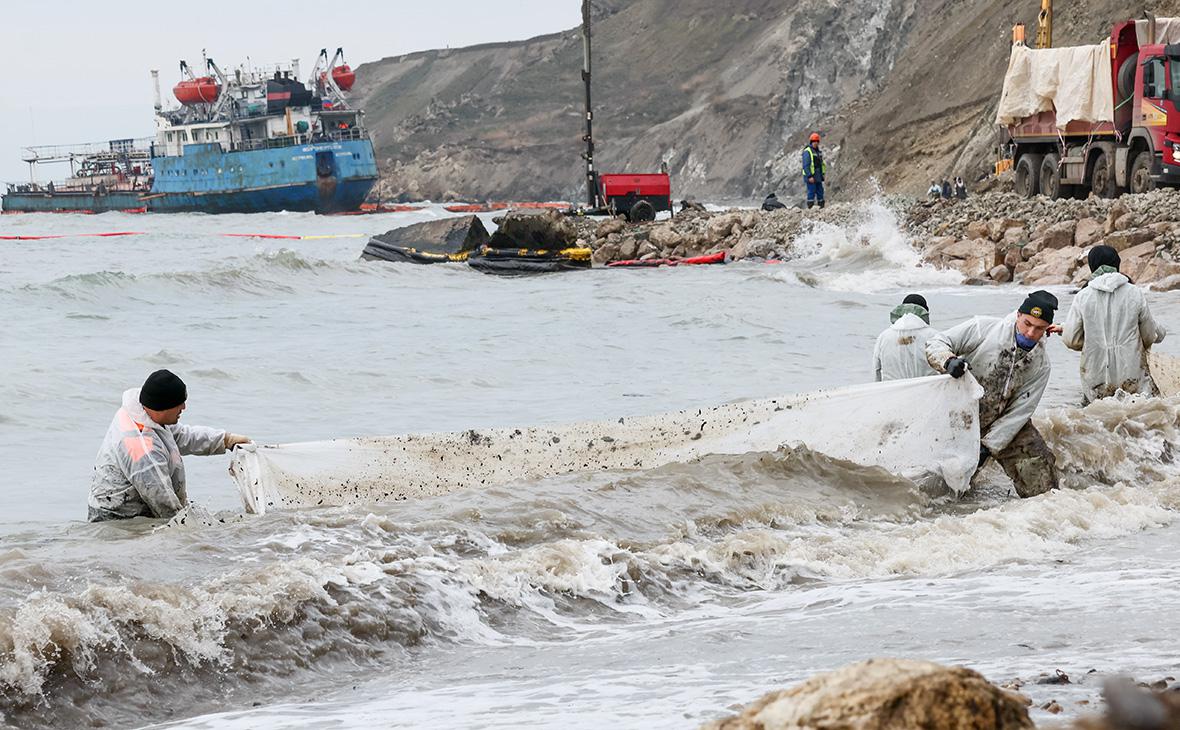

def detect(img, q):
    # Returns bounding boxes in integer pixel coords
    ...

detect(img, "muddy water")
[1,202,1178,728]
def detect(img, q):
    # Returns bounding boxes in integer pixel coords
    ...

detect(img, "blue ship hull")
[3,138,378,214]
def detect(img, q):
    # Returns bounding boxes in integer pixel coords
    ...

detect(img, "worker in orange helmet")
[801,132,827,209]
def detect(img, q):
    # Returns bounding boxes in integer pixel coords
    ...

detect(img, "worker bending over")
[925,292,1061,498]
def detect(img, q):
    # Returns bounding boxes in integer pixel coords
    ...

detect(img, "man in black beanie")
[1062,245,1166,403]
[924,292,1062,498]
[87,370,252,521]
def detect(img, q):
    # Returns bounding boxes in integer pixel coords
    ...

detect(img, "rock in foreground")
[362,215,489,263]
[703,658,1033,730]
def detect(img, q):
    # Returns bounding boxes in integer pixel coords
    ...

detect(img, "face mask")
[1015,331,1038,351]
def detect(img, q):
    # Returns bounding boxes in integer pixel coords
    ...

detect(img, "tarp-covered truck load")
[995,44,1114,129]
[998,18,1180,199]
[229,375,985,515]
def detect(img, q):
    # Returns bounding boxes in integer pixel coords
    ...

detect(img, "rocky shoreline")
[570,190,1180,289]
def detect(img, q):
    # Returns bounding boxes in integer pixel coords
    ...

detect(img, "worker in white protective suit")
[1062,245,1167,405]
[873,293,938,381]
[88,370,251,521]
[925,291,1062,498]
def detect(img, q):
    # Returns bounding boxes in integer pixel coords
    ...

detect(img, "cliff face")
[355,0,1180,203]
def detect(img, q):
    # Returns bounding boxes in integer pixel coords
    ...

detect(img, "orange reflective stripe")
[123,434,155,462]
[116,409,146,433]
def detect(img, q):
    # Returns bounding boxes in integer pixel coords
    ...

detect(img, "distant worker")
[873,294,937,381]
[955,177,968,200]
[1062,245,1167,404]
[925,291,1062,498]
[762,192,787,211]
[927,180,941,199]
[88,370,252,522]
[801,133,826,209]
[940,178,952,199]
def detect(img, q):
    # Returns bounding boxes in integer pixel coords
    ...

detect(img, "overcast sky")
[0,1,580,182]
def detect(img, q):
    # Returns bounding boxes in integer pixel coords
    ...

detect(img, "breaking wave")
[3,396,1179,727]
[766,198,963,292]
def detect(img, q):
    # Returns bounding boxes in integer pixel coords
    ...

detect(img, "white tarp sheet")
[229,375,984,514]
[995,43,1114,128]
[1136,18,1180,45]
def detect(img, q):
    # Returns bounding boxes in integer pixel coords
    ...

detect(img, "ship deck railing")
[151,127,369,158]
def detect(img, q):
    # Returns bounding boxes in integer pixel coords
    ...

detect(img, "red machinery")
[1005,18,1180,198]
[598,173,671,222]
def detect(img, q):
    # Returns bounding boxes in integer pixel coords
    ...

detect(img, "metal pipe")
[151,70,162,111]
[581,0,599,208]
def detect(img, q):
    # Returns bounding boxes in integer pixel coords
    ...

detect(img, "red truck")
[1006,20,1180,199]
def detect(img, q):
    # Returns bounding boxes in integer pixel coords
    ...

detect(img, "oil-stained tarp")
[995,43,1113,128]
[229,375,984,514]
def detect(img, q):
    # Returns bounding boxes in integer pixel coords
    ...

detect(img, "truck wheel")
[1015,154,1043,198]
[628,199,655,222]
[1039,154,1064,199]
[1129,151,1156,195]
[1090,151,1119,198]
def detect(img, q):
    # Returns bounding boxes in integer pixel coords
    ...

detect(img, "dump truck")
[999,18,1180,199]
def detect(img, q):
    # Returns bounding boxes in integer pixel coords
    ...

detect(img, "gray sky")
[0,1,580,182]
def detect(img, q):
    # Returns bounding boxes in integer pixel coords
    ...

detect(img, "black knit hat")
[902,293,929,311]
[1087,245,1121,273]
[139,369,187,411]
[1018,290,1058,324]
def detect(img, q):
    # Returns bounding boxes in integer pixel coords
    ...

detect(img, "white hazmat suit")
[873,310,938,381]
[88,388,226,521]
[1061,271,1166,404]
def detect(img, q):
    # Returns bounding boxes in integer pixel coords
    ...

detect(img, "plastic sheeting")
[1135,18,1180,45]
[995,43,1113,128]
[229,375,985,514]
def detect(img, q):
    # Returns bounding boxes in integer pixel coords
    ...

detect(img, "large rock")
[1104,228,1156,252]
[702,659,1033,730]
[1041,220,1076,250]
[966,220,991,240]
[1135,258,1180,284]
[1002,227,1029,246]
[595,217,627,239]
[1151,273,1180,291]
[990,264,1013,283]
[1074,218,1104,247]
[488,209,577,250]
[362,215,490,262]
[989,218,1025,242]
[1071,678,1180,730]
[1020,246,1085,285]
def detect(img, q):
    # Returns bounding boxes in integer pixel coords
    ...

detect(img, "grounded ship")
[2,49,378,214]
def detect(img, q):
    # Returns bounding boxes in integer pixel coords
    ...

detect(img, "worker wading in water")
[925,291,1062,498]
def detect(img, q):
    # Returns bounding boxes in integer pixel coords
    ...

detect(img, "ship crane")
[309,47,355,110]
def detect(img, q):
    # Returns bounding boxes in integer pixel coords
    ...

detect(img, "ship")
[2,48,378,214]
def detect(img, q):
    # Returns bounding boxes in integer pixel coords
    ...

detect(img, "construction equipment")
[1035,0,1052,48]
[576,0,671,221]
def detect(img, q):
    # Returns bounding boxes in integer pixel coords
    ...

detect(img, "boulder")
[989,218,1025,242]
[702,659,1033,730]
[1105,198,1130,234]
[966,220,991,240]
[1020,246,1085,285]
[1002,227,1029,246]
[1004,247,1023,268]
[1104,228,1156,252]
[990,264,1013,283]
[362,215,490,263]
[595,217,627,238]
[1070,678,1180,730]
[1041,220,1076,250]
[591,241,620,265]
[649,225,685,252]
[706,212,745,243]
[487,209,577,250]
[732,238,776,260]
[1151,273,1180,291]
[618,236,640,261]
[1135,259,1180,284]
[1121,241,1158,261]
[1074,218,1104,247]
[637,241,659,258]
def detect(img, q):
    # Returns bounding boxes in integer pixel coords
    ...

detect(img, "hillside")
[354,0,1180,203]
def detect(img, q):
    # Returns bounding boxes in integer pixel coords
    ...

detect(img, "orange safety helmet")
[809,132,821,143]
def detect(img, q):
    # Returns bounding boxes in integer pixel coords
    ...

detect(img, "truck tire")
[1015,154,1043,198]
[1130,151,1156,194]
[1039,153,1065,199]
[1090,150,1119,198]
[1117,54,1139,99]
[628,199,655,222]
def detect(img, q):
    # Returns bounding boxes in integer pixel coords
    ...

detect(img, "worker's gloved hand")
[945,357,969,379]
[807,176,815,184]
[224,433,252,450]
[978,444,991,468]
